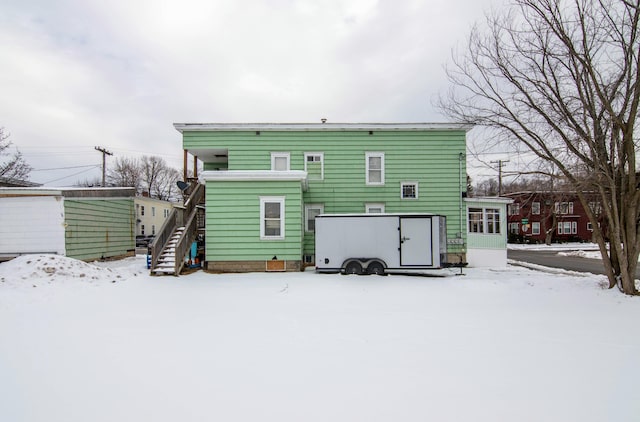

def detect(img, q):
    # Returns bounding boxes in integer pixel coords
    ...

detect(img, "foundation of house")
[206,260,303,273]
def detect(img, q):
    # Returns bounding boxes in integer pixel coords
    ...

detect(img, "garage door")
[0,196,65,255]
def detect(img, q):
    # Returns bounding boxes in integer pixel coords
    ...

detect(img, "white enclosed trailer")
[315,214,447,275]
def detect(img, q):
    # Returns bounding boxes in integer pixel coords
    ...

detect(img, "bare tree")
[440,0,640,295]
[107,157,142,192]
[0,127,32,181]
[140,156,181,201]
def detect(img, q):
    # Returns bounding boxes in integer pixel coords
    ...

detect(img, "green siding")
[206,180,303,262]
[466,200,509,250]
[64,198,135,261]
[186,129,468,260]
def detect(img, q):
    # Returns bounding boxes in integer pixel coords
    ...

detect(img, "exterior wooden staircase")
[149,182,204,276]
[151,227,185,275]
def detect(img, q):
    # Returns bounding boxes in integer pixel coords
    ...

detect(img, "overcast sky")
[1,0,502,186]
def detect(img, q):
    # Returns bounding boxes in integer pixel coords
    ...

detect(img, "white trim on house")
[260,196,285,240]
[365,152,385,185]
[174,122,475,132]
[201,170,307,182]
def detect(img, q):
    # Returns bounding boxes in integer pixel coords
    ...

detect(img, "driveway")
[507,248,640,278]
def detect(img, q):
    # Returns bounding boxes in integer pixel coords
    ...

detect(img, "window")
[141,225,145,235]
[486,208,500,234]
[365,203,385,213]
[532,222,540,235]
[401,181,418,199]
[304,153,324,180]
[557,221,576,235]
[468,208,484,233]
[271,153,290,171]
[260,197,285,239]
[555,202,574,215]
[366,152,384,185]
[589,202,602,215]
[469,207,501,234]
[509,222,519,234]
[152,225,156,235]
[141,206,145,216]
[508,203,520,215]
[587,222,593,231]
[152,207,156,217]
[164,209,170,218]
[305,204,324,232]
[532,202,540,215]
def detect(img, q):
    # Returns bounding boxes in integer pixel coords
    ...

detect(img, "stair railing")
[173,207,199,275]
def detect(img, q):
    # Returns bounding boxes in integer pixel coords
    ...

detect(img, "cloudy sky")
[1,0,502,186]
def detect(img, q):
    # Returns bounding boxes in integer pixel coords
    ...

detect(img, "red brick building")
[503,191,601,243]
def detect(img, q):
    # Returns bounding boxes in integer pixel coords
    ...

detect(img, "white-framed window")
[508,203,520,215]
[141,206,145,216]
[468,207,501,234]
[365,203,385,213]
[555,202,574,215]
[260,196,285,240]
[304,152,324,180]
[271,152,290,171]
[532,202,540,215]
[587,222,593,231]
[468,208,484,233]
[365,152,384,185]
[164,209,170,218]
[401,181,418,199]
[486,208,500,234]
[141,225,145,235]
[152,225,156,235]
[152,207,156,217]
[509,222,519,234]
[305,204,324,232]
[557,221,577,235]
[532,221,541,235]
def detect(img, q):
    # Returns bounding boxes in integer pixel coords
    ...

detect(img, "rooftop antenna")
[321,118,327,123]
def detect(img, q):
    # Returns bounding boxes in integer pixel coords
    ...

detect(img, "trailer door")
[399,217,433,266]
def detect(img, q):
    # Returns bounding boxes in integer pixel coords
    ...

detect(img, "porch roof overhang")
[201,170,308,182]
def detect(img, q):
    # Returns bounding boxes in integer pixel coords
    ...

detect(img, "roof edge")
[174,122,474,133]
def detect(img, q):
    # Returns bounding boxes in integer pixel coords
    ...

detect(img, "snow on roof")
[174,122,474,132]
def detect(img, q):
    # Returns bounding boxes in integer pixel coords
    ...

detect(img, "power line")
[32,164,99,172]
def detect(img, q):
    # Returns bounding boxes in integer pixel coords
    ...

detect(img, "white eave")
[201,170,308,182]
[174,122,474,133]
[464,196,514,204]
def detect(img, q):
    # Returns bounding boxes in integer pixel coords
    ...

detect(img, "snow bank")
[0,254,143,287]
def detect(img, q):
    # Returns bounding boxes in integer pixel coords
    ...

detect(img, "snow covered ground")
[1,253,639,422]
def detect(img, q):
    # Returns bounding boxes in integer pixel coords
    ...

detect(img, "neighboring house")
[0,187,136,261]
[169,122,473,273]
[134,196,175,237]
[465,197,512,267]
[503,191,601,243]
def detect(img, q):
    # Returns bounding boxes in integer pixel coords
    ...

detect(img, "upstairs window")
[260,197,285,239]
[401,182,418,199]
[508,203,520,215]
[304,153,324,180]
[141,206,145,216]
[555,202,574,214]
[366,152,385,185]
[532,202,540,215]
[271,153,290,171]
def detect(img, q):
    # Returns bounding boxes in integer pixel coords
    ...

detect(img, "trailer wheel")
[344,261,363,275]
[366,261,386,276]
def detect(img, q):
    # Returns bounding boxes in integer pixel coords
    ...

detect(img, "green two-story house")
[172,122,471,273]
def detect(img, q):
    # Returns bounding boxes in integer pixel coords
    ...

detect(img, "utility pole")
[95,146,113,187]
[490,159,509,196]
